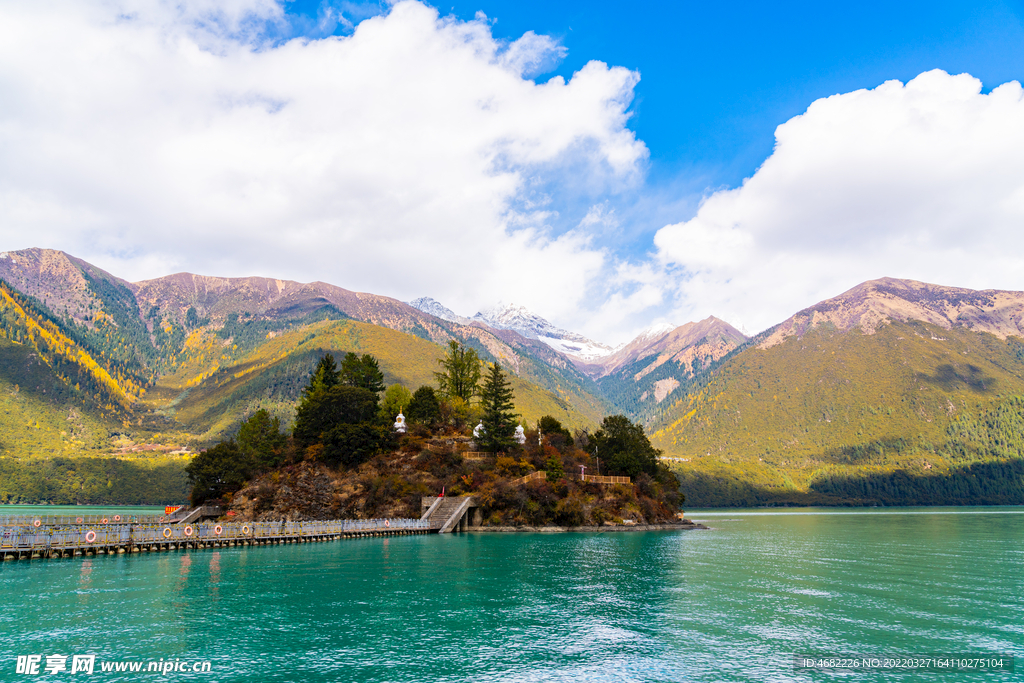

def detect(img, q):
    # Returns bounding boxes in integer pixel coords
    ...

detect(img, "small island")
[187,344,696,531]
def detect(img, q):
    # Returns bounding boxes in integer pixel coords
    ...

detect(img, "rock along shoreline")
[468,521,708,533]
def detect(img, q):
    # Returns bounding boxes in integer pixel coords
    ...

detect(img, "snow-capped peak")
[636,321,676,342]
[473,302,615,361]
[408,297,472,325]
[410,298,616,361]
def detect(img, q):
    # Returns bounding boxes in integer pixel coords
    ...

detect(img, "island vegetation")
[188,346,684,526]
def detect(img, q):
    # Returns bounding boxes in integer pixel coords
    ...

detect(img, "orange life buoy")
[85,531,96,543]
[183,525,193,537]
[76,517,83,524]
[214,525,223,536]
[162,527,172,538]
[33,519,41,528]
[113,515,121,522]
[384,519,390,527]
[101,518,109,524]
[242,525,251,535]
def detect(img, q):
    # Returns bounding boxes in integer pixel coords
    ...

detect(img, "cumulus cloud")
[654,70,1024,334]
[11,5,1015,348]
[0,0,645,328]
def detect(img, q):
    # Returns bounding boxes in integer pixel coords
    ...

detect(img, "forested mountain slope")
[581,317,747,426]
[151,318,604,442]
[0,249,611,504]
[654,279,1024,506]
[6,250,1024,509]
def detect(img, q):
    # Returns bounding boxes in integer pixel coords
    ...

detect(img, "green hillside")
[597,350,734,429]
[155,319,607,442]
[654,321,1024,505]
[0,338,114,458]
[0,336,192,504]
[0,456,188,505]
[0,283,609,452]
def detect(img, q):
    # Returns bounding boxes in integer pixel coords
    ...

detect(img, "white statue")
[473,420,485,438]
[514,424,526,445]
[394,412,407,433]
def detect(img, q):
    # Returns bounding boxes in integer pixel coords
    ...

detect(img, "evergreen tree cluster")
[406,386,441,428]
[477,362,518,453]
[291,353,394,469]
[185,409,287,504]
[591,414,661,478]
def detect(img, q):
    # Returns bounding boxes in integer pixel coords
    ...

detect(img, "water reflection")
[77,558,92,605]
[8,512,1023,682]
[209,552,221,600]
[177,552,191,591]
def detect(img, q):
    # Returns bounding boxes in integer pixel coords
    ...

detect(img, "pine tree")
[434,340,481,402]
[407,386,441,428]
[340,352,385,394]
[478,362,517,453]
[304,353,339,400]
[236,409,286,470]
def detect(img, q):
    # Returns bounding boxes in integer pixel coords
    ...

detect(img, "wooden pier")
[0,518,435,561]
[0,495,480,561]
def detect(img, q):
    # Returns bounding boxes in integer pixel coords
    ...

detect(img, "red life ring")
[183,525,193,537]
[162,527,172,538]
[85,531,96,543]
[214,525,223,536]
[76,517,83,524]
[101,518,109,524]
[384,519,390,527]
[113,515,121,522]
[33,519,41,528]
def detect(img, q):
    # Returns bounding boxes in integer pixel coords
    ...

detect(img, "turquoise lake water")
[2,507,1022,682]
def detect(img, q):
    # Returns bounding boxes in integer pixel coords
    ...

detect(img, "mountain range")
[409,298,617,361]
[2,248,1024,507]
[651,278,1024,505]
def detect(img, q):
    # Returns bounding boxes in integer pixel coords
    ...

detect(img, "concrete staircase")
[421,496,474,534]
[171,505,223,524]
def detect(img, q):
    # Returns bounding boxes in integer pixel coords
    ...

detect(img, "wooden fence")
[581,475,631,484]
[511,471,546,485]
[510,471,631,486]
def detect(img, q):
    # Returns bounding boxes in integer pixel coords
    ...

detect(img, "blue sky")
[281,0,1024,240]
[429,1,1024,180]
[3,1,1024,342]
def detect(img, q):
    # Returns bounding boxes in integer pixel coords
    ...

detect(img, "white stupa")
[514,424,526,445]
[394,412,407,433]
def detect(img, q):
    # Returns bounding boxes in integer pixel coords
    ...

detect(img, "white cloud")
[12,6,1017,350]
[654,70,1024,334]
[0,0,645,329]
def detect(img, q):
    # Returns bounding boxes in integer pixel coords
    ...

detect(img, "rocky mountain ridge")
[580,316,748,379]
[407,297,473,326]
[0,248,133,327]
[0,248,613,453]
[761,277,1024,348]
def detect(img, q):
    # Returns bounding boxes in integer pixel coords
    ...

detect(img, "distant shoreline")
[468,521,708,533]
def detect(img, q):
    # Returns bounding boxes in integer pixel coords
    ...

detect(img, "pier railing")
[0,517,431,555]
[0,514,172,526]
